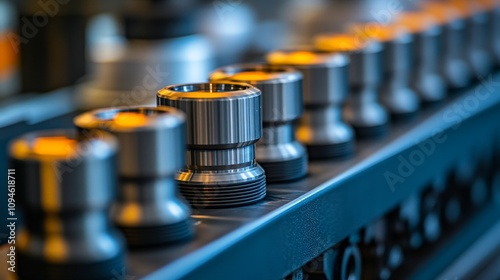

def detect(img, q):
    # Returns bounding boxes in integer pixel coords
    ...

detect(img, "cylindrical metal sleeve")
[349,41,384,87]
[209,64,303,123]
[9,130,124,280]
[267,47,355,156]
[10,130,117,211]
[267,50,350,106]
[157,82,262,148]
[74,106,186,178]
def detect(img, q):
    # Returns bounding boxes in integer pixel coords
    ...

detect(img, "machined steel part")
[209,64,308,182]
[315,34,389,138]
[157,82,266,208]
[381,29,420,119]
[460,1,495,77]
[267,48,355,158]
[398,12,447,103]
[9,130,125,280]
[350,22,420,119]
[421,1,473,89]
[74,106,194,247]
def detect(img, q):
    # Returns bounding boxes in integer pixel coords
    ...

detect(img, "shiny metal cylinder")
[450,0,495,77]
[350,22,420,119]
[157,83,266,209]
[315,34,389,138]
[210,64,308,182]
[267,48,355,158]
[398,11,447,103]
[9,130,124,280]
[469,5,495,77]
[74,106,193,247]
[422,2,473,88]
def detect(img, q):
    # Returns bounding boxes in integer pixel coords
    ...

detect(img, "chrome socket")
[398,11,447,103]
[9,130,125,280]
[267,48,355,158]
[381,29,420,119]
[422,2,473,89]
[74,106,194,247]
[351,22,420,119]
[210,64,308,182]
[157,83,266,208]
[315,34,389,138]
[454,0,495,77]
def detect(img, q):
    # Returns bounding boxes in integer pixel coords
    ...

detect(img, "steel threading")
[157,82,266,208]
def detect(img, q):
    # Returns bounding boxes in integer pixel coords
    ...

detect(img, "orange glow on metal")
[478,0,500,9]
[421,2,461,24]
[296,127,313,143]
[397,12,435,33]
[230,71,282,81]
[113,112,148,127]
[267,51,327,65]
[447,0,485,17]
[348,23,405,42]
[315,34,365,52]
[32,136,77,158]
[0,32,19,79]
[117,203,142,225]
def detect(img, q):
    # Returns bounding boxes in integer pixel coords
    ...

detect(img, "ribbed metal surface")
[186,146,255,169]
[158,82,266,208]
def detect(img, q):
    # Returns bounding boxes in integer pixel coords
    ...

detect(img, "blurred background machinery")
[1,0,500,279]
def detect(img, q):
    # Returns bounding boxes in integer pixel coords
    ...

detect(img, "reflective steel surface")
[209,64,308,182]
[267,48,355,158]
[315,34,389,138]
[398,11,447,103]
[422,1,473,89]
[74,106,194,246]
[9,130,125,280]
[158,83,266,209]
